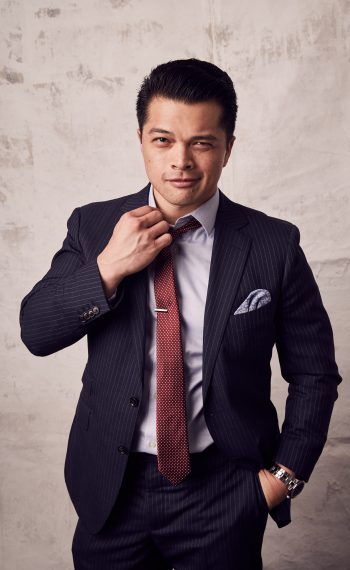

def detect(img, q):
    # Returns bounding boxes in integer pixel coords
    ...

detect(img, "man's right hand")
[97,205,172,298]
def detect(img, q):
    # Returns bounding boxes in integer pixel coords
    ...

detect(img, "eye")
[194,141,212,147]
[153,137,169,144]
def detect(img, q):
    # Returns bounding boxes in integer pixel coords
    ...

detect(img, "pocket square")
[233,289,271,315]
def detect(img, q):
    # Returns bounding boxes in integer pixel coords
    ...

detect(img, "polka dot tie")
[154,217,202,485]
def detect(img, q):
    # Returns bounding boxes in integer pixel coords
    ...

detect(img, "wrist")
[261,468,288,495]
[268,464,306,499]
[275,463,295,478]
[97,255,125,298]
[258,468,289,511]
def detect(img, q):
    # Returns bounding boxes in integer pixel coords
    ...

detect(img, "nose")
[171,144,194,171]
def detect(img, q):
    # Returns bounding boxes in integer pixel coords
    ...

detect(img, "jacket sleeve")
[274,224,342,481]
[19,207,124,356]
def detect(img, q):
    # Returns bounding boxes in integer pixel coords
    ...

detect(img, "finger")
[154,232,172,250]
[128,205,158,217]
[148,219,170,239]
[138,208,166,227]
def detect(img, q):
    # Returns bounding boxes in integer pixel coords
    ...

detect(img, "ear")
[137,128,142,144]
[223,135,235,167]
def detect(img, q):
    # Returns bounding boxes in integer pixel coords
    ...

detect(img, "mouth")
[167,178,200,188]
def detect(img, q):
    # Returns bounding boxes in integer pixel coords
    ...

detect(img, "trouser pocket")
[254,471,270,512]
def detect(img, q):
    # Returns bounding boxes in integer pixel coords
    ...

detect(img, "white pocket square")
[233,289,271,315]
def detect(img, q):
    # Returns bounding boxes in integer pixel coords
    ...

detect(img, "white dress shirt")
[130,185,219,454]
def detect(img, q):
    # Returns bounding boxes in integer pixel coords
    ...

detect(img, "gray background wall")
[1,0,349,568]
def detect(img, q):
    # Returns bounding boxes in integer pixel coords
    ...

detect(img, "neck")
[152,186,216,225]
[151,190,194,224]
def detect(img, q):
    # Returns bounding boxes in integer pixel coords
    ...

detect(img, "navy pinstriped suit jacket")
[19,183,342,534]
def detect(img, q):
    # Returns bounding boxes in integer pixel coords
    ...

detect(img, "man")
[20,59,342,569]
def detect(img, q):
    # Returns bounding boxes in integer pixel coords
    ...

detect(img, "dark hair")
[136,58,237,143]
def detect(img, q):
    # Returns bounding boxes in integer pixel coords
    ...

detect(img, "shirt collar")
[148,184,219,237]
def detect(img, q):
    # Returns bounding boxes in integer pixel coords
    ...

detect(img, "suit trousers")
[72,442,269,570]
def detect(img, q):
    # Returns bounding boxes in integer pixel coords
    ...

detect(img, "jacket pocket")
[229,301,274,330]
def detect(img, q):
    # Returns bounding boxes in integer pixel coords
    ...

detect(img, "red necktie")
[154,218,202,485]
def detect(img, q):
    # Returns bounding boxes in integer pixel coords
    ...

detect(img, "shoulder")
[63,188,148,245]
[70,184,150,228]
[78,194,129,218]
[221,193,300,248]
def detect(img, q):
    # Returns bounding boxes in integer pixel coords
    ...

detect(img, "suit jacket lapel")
[202,191,251,405]
[118,184,151,388]
[119,184,150,214]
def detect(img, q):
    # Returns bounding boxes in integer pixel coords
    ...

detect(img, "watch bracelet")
[268,464,306,496]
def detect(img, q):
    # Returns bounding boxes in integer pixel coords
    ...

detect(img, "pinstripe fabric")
[72,443,268,570]
[19,182,342,536]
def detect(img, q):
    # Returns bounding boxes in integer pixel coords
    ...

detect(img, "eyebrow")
[147,128,218,141]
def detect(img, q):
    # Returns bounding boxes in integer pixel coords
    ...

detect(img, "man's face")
[137,96,234,221]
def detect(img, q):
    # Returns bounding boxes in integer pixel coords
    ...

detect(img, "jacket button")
[118,446,129,455]
[82,311,90,321]
[129,397,139,407]
[88,308,94,318]
[92,306,100,315]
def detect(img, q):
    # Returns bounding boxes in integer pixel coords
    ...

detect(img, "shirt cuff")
[107,288,118,302]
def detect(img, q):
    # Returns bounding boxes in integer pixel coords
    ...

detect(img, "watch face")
[289,481,305,498]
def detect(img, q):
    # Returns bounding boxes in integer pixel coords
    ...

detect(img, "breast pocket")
[229,301,274,331]
[226,301,276,357]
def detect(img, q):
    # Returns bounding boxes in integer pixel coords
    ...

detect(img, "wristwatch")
[268,464,306,499]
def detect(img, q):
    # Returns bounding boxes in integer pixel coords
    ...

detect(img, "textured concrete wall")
[1,0,349,568]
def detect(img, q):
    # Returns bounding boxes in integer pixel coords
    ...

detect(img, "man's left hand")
[258,464,294,510]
